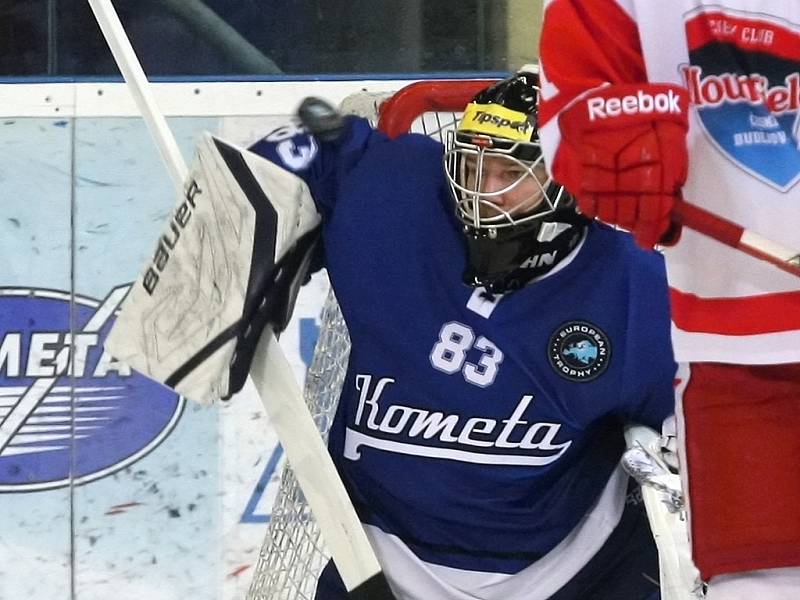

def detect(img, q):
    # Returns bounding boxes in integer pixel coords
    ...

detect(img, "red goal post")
[379,79,800,279]
[377,79,496,138]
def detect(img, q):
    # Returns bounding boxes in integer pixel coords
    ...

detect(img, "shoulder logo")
[682,8,800,190]
[548,321,611,382]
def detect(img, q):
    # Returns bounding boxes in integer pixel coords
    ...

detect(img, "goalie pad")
[105,133,321,405]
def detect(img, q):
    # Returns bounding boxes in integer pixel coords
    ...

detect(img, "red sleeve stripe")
[670,288,800,336]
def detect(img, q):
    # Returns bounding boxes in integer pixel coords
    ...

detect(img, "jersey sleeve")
[618,249,676,430]
[538,0,648,186]
[248,116,385,221]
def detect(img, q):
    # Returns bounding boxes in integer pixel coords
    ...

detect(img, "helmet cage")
[444,130,562,234]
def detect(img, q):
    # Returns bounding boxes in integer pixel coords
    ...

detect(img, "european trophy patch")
[548,320,611,382]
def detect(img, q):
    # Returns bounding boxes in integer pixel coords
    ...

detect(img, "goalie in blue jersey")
[249,71,676,600]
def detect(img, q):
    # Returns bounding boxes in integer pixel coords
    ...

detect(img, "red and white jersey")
[538,0,800,364]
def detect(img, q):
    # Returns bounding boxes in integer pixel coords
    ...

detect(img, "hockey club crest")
[682,8,800,191]
[0,287,184,492]
[548,321,610,382]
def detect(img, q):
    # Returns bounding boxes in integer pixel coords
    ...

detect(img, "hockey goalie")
[251,74,673,599]
[107,73,683,599]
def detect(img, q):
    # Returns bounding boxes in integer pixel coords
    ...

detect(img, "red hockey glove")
[557,83,689,249]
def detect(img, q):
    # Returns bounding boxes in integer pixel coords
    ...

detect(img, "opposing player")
[250,71,676,599]
[537,2,800,599]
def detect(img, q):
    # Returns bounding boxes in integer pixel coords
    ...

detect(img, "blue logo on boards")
[548,320,611,382]
[0,287,184,492]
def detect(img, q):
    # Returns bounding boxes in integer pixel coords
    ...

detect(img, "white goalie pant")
[705,568,800,600]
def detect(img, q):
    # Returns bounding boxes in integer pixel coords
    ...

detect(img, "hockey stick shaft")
[673,200,800,278]
[86,2,393,596]
[252,330,391,595]
[87,0,187,191]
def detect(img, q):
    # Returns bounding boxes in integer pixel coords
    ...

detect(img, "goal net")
[246,79,495,600]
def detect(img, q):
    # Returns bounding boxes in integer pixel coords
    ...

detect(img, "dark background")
[0,0,513,78]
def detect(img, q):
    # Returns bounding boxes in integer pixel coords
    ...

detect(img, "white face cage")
[444,130,559,232]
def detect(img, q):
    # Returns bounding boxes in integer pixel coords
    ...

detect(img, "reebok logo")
[587,89,682,121]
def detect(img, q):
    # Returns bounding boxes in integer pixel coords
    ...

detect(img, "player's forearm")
[539,0,648,124]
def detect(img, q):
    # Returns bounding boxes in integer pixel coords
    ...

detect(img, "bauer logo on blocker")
[0,287,184,492]
[548,320,611,382]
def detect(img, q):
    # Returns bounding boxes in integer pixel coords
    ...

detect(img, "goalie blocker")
[105,133,321,405]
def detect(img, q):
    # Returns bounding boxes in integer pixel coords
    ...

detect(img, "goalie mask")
[444,70,588,294]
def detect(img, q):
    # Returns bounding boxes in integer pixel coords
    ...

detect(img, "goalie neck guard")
[444,70,588,294]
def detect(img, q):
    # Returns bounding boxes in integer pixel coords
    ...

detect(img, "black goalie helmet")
[444,68,588,294]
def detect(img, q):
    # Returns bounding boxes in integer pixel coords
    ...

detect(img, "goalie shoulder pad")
[105,133,321,405]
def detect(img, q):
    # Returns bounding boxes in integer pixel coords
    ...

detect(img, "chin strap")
[511,221,587,286]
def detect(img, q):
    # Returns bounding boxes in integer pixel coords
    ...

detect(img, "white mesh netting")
[247,290,350,600]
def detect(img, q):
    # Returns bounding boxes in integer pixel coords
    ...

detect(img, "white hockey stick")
[86,2,393,597]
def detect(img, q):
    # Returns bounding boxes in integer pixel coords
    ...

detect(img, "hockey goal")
[246,78,496,600]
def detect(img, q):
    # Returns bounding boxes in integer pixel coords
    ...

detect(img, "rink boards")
[0,80,411,600]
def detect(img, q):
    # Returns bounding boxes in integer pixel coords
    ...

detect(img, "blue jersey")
[251,117,674,599]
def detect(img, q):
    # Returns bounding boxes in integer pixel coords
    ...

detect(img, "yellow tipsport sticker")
[458,103,533,141]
